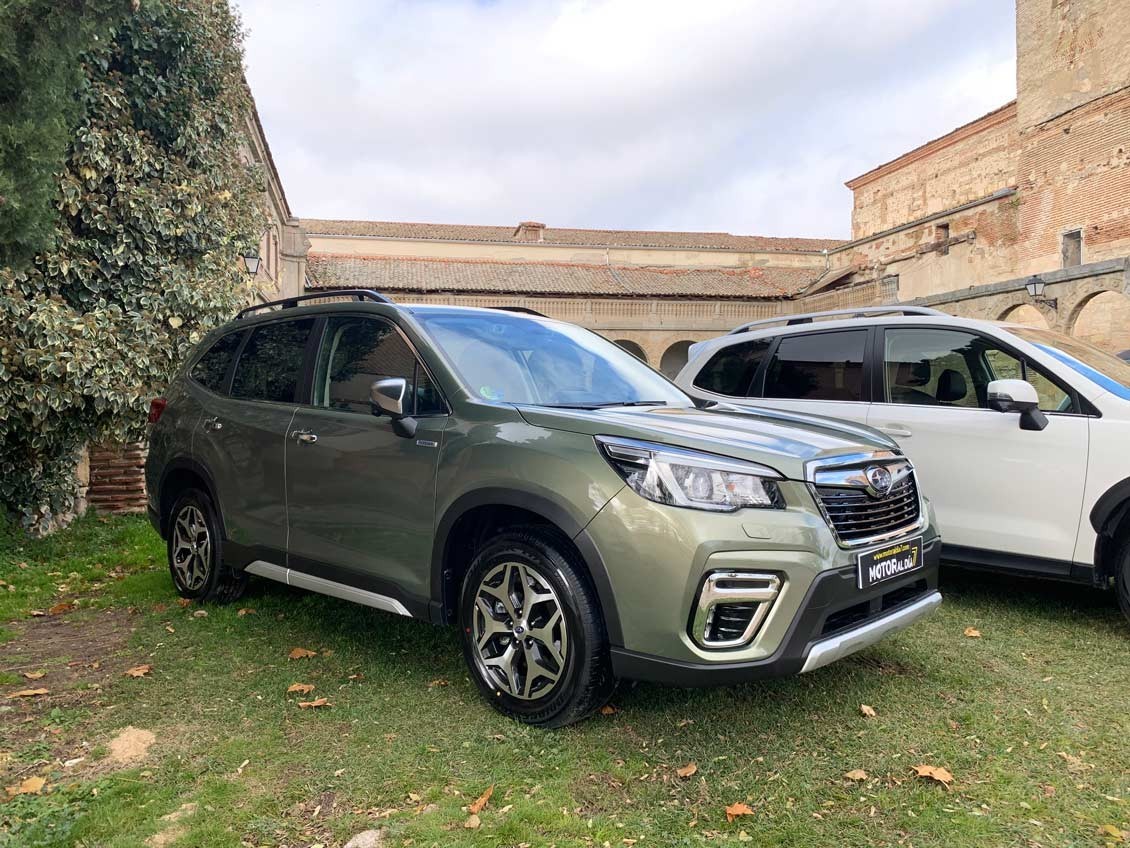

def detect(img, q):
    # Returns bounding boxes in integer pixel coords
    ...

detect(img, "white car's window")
[882,328,1072,412]
[1010,327,1130,402]
[762,330,867,401]
[692,338,773,396]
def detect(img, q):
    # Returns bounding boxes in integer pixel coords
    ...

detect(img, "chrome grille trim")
[805,451,927,548]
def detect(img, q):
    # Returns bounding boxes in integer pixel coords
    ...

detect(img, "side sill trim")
[244,560,412,618]
[800,591,941,673]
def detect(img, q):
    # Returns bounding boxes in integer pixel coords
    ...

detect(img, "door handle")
[877,424,913,438]
[202,416,223,432]
[290,429,318,445]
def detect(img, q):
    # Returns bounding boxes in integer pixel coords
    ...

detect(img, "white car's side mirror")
[987,379,1048,431]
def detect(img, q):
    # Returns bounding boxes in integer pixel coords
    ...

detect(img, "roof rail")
[485,305,548,318]
[727,305,946,335]
[236,288,393,320]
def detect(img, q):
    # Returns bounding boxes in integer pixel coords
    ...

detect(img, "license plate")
[857,537,923,590]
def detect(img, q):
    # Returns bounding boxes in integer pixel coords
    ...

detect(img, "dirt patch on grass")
[0,607,140,780]
[107,726,156,766]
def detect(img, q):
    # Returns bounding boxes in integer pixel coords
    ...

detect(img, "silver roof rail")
[727,305,946,335]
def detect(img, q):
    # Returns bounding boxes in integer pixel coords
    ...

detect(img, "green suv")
[145,290,942,726]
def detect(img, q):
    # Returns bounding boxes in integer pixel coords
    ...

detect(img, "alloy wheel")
[471,561,569,700]
[171,504,211,592]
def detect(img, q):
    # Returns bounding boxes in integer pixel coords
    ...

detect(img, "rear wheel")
[167,488,246,604]
[459,527,614,727]
[1115,532,1130,624]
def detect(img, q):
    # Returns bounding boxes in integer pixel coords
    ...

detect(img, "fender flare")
[1090,476,1130,536]
[156,457,226,539]
[430,487,623,647]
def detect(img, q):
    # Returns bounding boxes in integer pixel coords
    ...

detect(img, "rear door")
[193,316,316,561]
[866,325,1089,568]
[749,328,873,425]
[284,314,448,609]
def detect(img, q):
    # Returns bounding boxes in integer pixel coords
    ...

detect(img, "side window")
[231,318,315,403]
[190,331,243,394]
[762,330,868,402]
[883,328,1073,412]
[314,317,445,416]
[692,338,773,396]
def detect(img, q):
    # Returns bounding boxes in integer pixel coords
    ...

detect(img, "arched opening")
[1071,291,1130,353]
[660,340,695,379]
[999,303,1050,329]
[613,339,648,363]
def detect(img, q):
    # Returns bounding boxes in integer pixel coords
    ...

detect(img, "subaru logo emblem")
[865,465,893,498]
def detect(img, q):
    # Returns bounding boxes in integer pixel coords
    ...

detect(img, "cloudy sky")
[235,0,1016,239]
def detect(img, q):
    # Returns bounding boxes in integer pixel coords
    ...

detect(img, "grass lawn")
[1,514,1128,847]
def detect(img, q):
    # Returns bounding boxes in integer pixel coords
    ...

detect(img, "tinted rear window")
[231,318,316,403]
[763,330,868,402]
[190,331,243,394]
[692,338,773,396]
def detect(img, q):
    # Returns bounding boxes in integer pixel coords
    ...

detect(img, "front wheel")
[459,527,615,727]
[1115,533,1130,624]
[167,488,246,604]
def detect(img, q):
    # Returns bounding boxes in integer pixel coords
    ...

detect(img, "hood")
[515,402,895,480]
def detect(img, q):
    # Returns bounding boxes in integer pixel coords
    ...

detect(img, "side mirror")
[987,379,1048,432]
[370,378,417,438]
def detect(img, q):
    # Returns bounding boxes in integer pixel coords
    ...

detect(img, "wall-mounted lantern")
[242,251,261,276]
[1024,275,1057,310]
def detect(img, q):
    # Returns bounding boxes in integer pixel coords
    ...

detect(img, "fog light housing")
[691,572,782,649]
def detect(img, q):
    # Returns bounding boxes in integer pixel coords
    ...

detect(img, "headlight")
[595,436,784,512]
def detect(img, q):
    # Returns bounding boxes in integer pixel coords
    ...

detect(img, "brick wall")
[87,443,148,514]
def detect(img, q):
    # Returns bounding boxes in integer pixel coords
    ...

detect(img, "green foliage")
[0,0,264,533]
[0,0,123,267]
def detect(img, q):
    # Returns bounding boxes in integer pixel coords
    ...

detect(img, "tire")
[1115,532,1130,624]
[459,526,615,727]
[166,488,246,604]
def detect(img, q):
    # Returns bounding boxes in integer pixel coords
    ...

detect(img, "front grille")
[815,473,921,544]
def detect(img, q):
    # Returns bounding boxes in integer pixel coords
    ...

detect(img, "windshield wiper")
[537,400,670,410]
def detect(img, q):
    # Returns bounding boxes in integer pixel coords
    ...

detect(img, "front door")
[193,317,315,558]
[867,326,1089,568]
[284,315,448,608]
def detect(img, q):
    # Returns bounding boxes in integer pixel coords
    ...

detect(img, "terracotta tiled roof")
[299,219,844,253]
[306,253,819,299]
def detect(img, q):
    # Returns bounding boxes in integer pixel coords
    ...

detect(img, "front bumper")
[608,534,941,686]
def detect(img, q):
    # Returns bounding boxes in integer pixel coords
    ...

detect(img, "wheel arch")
[430,488,623,646]
[1090,476,1130,581]
[157,458,225,541]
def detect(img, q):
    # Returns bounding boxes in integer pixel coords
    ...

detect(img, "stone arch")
[612,339,648,363]
[1069,290,1130,353]
[659,340,696,379]
[997,303,1050,329]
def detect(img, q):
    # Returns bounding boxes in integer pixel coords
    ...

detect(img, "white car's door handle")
[877,424,913,438]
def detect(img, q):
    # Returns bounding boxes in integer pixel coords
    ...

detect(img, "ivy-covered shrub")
[0,0,264,533]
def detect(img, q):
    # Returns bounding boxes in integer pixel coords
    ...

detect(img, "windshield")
[412,309,691,408]
[1010,326,1130,400]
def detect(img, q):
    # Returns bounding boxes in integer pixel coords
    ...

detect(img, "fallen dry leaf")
[21,671,46,681]
[29,609,46,617]
[176,598,192,608]
[297,697,331,709]
[600,704,618,716]
[468,784,494,815]
[124,664,152,678]
[725,802,755,823]
[287,683,315,695]
[6,776,46,796]
[860,704,877,718]
[428,678,449,687]
[844,769,869,781]
[288,647,317,660]
[913,764,954,787]
[348,673,363,681]
[192,609,208,618]
[464,813,481,829]
[8,688,49,699]
[237,608,255,617]
[48,601,73,615]
[1098,824,1127,839]
[676,763,698,779]
[963,627,982,638]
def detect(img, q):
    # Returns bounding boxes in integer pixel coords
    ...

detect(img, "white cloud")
[236,0,1016,238]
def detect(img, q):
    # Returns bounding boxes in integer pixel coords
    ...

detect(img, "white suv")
[676,306,1130,620]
